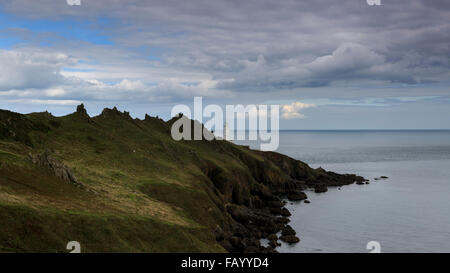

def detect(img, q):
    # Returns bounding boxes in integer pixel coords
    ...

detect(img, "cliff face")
[0,105,364,253]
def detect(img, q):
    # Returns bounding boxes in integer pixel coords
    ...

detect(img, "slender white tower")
[224,122,231,141]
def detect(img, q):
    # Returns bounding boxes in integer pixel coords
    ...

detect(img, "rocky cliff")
[0,105,365,253]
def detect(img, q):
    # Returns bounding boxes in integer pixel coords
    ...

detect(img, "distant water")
[236,130,450,253]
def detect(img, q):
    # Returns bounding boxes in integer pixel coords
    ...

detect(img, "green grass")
[0,203,223,253]
[0,106,304,252]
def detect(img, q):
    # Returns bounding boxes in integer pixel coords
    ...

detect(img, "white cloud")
[5,99,82,105]
[0,49,75,91]
[306,43,385,75]
[29,99,81,105]
[0,47,233,104]
[281,101,316,119]
[146,79,233,102]
[115,79,146,91]
[44,88,66,97]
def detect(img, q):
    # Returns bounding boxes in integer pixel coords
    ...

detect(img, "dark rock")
[380,176,389,179]
[269,207,282,215]
[267,234,277,241]
[28,150,84,188]
[254,231,262,239]
[250,196,263,208]
[314,184,328,193]
[268,240,278,248]
[229,236,246,251]
[279,235,300,244]
[76,104,89,119]
[280,207,291,217]
[244,246,259,253]
[246,238,260,247]
[275,217,289,224]
[267,200,284,208]
[220,240,233,252]
[264,246,277,253]
[233,228,249,238]
[215,225,225,241]
[286,191,307,201]
[304,200,311,204]
[227,205,249,224]
[281,225,296,236]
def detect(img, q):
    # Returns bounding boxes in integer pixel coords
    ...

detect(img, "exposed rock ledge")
[28,150,84,188]
[211,148,366,253]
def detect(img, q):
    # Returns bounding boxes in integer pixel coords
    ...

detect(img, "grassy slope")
[0,108,227,252]
[0,106,348,253]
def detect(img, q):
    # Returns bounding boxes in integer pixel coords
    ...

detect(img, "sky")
[0,0,449,129]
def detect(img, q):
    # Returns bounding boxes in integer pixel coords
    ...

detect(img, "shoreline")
[0,106,367,253]
[215,149,367,253]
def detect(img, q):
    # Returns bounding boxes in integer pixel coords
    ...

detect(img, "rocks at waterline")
[267,234,280,248]
[268,240,279,248]
[281,225,296,236]
[286,191,307,201]
[280,235,300,244]
[220,204,294,253]
[374,176,389,181]
[213,153,368,253]
[275,217,290,224]
[280,208,291,216]
[270,207,291,217]
[280,225,300,243]
[304,200,311,204]
[314,184,328,193]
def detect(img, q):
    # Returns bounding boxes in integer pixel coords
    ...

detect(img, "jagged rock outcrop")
[28,150,84,188]
[98,107,132,120]
[75,103,91,121]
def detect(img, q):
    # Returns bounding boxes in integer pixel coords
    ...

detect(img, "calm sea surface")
[236,130,450,253]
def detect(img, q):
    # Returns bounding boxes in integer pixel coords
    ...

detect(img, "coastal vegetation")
[0,105,364,252]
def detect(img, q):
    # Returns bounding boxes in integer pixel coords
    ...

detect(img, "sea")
[235,130,450,253]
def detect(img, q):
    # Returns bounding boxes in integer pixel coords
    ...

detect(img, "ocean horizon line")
[222,129,450,132]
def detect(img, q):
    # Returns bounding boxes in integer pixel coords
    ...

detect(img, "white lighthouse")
[224,122,231,141]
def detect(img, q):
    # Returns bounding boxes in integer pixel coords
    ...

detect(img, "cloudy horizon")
[0,0,449,129]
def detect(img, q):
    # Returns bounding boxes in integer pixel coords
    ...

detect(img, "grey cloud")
[1,0,449,102]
